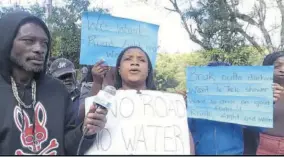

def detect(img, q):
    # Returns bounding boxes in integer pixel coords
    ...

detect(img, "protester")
[49,58,81,125]
[0,11,107,155]
[77,66,89,90]
[188,61,273,155]
[80,66,88,84]
[243,128,260,155]
[256,51,284,155]
[78,46,195,154]
[114,46,194,154]
[113,46,156,90]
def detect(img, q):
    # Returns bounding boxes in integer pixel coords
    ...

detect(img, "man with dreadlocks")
[0,12,108,155]
[255,51,284,155]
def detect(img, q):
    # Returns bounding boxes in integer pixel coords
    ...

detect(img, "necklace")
[11,77,36,108]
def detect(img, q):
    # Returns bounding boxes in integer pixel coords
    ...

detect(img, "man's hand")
[83,104,108,136]
[273,83,284,102]
[91,60,109,84]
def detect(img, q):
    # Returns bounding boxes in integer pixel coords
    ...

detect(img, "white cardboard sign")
[85,90,191,155]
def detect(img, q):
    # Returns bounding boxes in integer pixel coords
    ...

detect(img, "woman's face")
[119,48,149,87]
[274,56,284,85]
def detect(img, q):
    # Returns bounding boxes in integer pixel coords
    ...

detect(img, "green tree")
[46,0,109,67]
[155,53,180,91]
[0,4,44,19]
[154,47,265,92]
[46,0,90,66]
[202,46,267,65]
[165,0,284,53]
[155,52,209,92]
[0,0,109,67]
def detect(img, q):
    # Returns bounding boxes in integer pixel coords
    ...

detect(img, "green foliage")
[0,0,268,91]
[154,52,209,92]
[184,0,246,52]
[45,0,109,66]
[154,47,266,92]
[0,0,109,68]
[0,4,44,19]
[46,0,90,66]
[202,46,267,65]
[29,4,45,19]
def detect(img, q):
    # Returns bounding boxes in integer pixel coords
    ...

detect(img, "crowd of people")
[0,11,284,155]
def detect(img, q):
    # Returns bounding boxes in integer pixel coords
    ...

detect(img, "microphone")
[77,85,117,155]
[93,85,117,109]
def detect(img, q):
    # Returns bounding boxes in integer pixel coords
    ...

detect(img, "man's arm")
[91,80,103,96]
[78,65,109,123]
[64,94,95,155]
[78,82,94,123]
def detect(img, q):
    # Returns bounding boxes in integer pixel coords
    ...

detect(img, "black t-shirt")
[243,128,259,155]
[0,75,94,155]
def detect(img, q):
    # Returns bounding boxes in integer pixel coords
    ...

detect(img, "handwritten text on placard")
[186,66,274,128]
[85,90,190,155]
[80,12,159,67]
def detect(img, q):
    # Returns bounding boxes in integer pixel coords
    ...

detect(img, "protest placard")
[80,12,159,67]
[186,66,274,128]
[84,90,191,155]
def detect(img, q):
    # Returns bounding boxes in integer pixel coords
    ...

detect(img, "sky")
[89,0,202,53]
[0,0,281,53]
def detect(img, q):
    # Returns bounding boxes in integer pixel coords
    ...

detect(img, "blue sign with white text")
[80,12,159,67]
[186,66,274,128]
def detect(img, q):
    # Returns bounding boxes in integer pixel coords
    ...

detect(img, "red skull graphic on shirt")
[13,102,59,155]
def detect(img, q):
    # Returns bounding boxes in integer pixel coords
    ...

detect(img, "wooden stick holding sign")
[84,90,191,155]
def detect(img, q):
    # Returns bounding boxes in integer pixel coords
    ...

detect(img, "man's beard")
[63,78,77,93]
[10,55,44,72]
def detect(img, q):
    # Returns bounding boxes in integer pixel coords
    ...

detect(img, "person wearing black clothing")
[0,12,107,155]
[243,128,259,155]
[49,58,81,125]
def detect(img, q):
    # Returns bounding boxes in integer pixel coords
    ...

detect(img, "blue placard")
[80,12,159,67]
[186,66,274,128]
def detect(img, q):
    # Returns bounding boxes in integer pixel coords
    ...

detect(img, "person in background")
[0,11,107,155]
[255,51,284,155]
[49,58,81,125]
[80,66,88,84]
[77,66,88,90]
[188,61,279,155]
[243,128,259,155]
[78,63,116,123]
